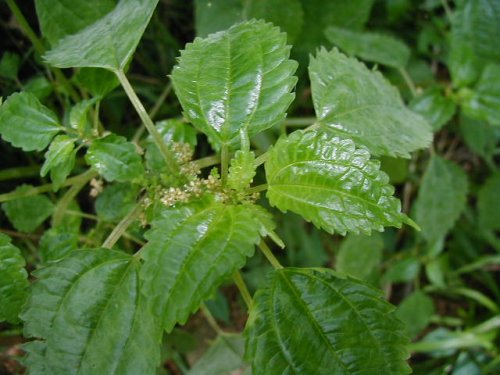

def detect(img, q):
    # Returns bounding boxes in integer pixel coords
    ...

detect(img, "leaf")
[227,150,256,191]
[395,290,435,338]
[383,257,421,284]
[140,198,261,331]
[265,129,412,235]
[324,26,410,69]
[448,0,500,87]
[0,51,21,80]
[336,233,384,280]
[0,92,61,151]
[74,68,120,98]
[310,48,432,157]
[459,115,498,159]
[69,98,99,134]
[39,226,79,263]
[95,183,141,222]
[86,134,144,182]
[245,268,411,375]
[187,334,249,375]
[195,0,242,37]
[41,135,77,191]
[21,249,161,375]
[477,173,500,231]
[24,76,53,100]
[44,0,159,71]
[461,64,500,127]
[413,156,468,244]
[2,185,54,233]
[410,86,457,131]
[0,233,29,323]
[171,20,298,148]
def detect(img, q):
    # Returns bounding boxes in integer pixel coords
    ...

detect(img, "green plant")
[1,0,499,374]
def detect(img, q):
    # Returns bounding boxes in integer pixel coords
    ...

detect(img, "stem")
[191,155,221,170]
[254,151,269,167]
[247,184,268,194]
[220,144,229,186]
[93,100,101,136]
[398,68,417,98]
[441,0,453,23]
[232,271,253,309]
[0,170,97,203]
[102,200,143,249]
[200,304,223,335]
[116,70,179,175]
[0,165,40,181]
[258,240,283,269]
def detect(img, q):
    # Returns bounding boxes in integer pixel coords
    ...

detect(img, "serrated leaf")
[265,129,411,235]
[478,173,500,232]
[95,183,140,222]
[462,64,500,127]
[69,98,99,134]
[2,186,54,233]
[41,135,76,191]
[171,20,297,148]
[396,290,435,338]
[414,156,468,244]
[24,76,53,100]
[140,198,261,331]
[324,26,410,69]
[410,86,456,131]
[0,233,29,323]
[86,134,144,182]
[228,150,256,191]
[44,0,159,71]
[245,268,411,375]
[39,226,79,263]
[309,48,432,158]
[448,0,500,87]
[21,249,161,375]
[0,92,61,151]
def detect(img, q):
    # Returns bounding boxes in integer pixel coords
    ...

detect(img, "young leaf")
[0,92,61,151]
[413,156,468,244]
[69,98,99,134]
[2,185,54,233]
[265,129,412,235]
[171,20,298,148]
[41,135,77,191]
[477,173,500,232]
[0,234,29,323]
[410,86,456,131]
[21,249,161,375]
[324,26,410,69]
[86,134,144,183]
[245,268,411,375]
[140,198,261,331]
[227,150,256,191]
[309,48,432,158]
[44,0,159,71]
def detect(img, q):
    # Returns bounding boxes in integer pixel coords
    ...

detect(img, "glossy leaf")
[336,233,384,280]
[44,0,159,71]
[171,20,298,148]
[414,156,468,244]
[477,173,500,231]
[410,86,456,131]
[69,98,99,134]
[265,129,412,235]
[0,234,29,323]
[448,0,500,87]
[324,26,410,69]
[41,135,77,191]
[227,150,256,191]
[35,0,116,46]
[21,249,161,375]
[140,198,261,331]
[2,185,54,233]
[309,48,432,158]
[86,134,144,182]
[0,92,61,151]
[396,290,435,338]
[245,268,411,374]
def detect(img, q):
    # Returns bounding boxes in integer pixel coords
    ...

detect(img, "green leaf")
[410,86,456,131]
[265,129,411,235]
[478,173,500,232]
[309,48,432,158]
[2,185,54,233]
[0,233,29,323]
[383,257,421,284]
[44,0,159,71]
[461,64,500,127]
[195,0,242,37]
[41,135,77,191]
[0,51,21,80]
[228,150,256,191]
[336,233,384,280]
[69,98,99,134]
[324,26,410,69]
[171,20,298,148]
[413,156,468,244]
[0,92,61,151]
[24,76,53,100]
[459,114,498,159]
[140,198,261,331]
[448,0,500,87]
[187,334,249,375]
[86,134,144,182]
[21,249,161,375]
[245,268,411,374]
[396,290,435,338]
[95,183,140,222]
[39,226,79,263]
[74,68,120,98]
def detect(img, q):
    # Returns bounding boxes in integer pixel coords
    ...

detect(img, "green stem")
[192,154,221,170]
[0,165,40,181]
[93,100,101,136]
[232,271,253,309]
[258,240,283,269]
[398,68,417,98]
[200,304,224,335]
[221,144,229,186]
[247,184,267,194]
[115,70,179,175]
[0,169,97,203]
[254,151,269,167]
[441,0,453,23]
[102,200,143,249]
